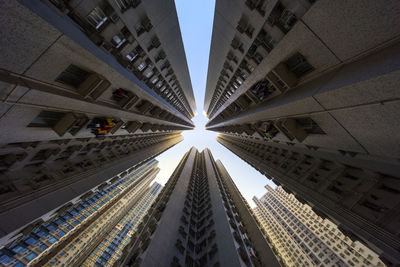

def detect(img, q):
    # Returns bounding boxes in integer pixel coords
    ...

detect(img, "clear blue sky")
[155,0,276,207]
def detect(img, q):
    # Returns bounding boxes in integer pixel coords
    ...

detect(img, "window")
[27,111,65,129]
[295,117,325,134]
[257,29,276,53]
[39,244,48,251]
[49,237,58,243]
[137,61,147,71]
[25,237,39,246]
[86,7,107,29]
[328,186,343,195]
[285,53,314,78]
[237,15,254,38]
[13,261,24,267]
[268,2,297,33]
[55,64,90,88]
[114,0,130,11]
[25,252,37,261]
[111,33,126,48]
[58,230,66,237]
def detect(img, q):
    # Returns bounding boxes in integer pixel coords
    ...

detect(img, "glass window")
[57,231,66,237]
[55,219,65,226]
[0,254,14,265]
[13,261,25,267]
[48,237,58,244]
[86,7,107,29]
[39,244,48,251]
[25,237,39,246]
[55,64,90,87]
[28,110,65,128]
[46,224,57,232]
[25,252,37,261]
[11,245,28,255]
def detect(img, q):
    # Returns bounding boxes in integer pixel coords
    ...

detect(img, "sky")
[155,0,276,207]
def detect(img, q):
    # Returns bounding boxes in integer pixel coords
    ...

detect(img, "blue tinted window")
[57,231,66,237]
[46,224,56,232]
[66,225,73,230]
[62,212,72,219]
[70,209,78,216]
[13,261,24,267]
[55,219,65,225]
[35,230,48,238]
[25,237,39,246]
[11,245,28,255]
[48,237,58,244]
[25,252,37,261]
[39,244,47,251]
[0,254,14,264]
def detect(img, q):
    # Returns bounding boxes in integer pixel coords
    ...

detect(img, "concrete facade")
[0,0,192,240]
[119,147,280,267]
[205,1,400,265]
[217,133,400,266]
[254,185,385,267]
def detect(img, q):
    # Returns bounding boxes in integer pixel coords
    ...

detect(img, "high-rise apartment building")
[119,147,280,267]
[0,131,181,238]
[0,0,192,237]
[253,185,385,267]
[205,0,400,264]
[0,159,161,267]
[217,134,399,266]
[83,182,162,267]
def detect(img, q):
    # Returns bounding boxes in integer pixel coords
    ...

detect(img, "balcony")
[111,88,139,109]
[52,112,89,137]
[76,73,111,100]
